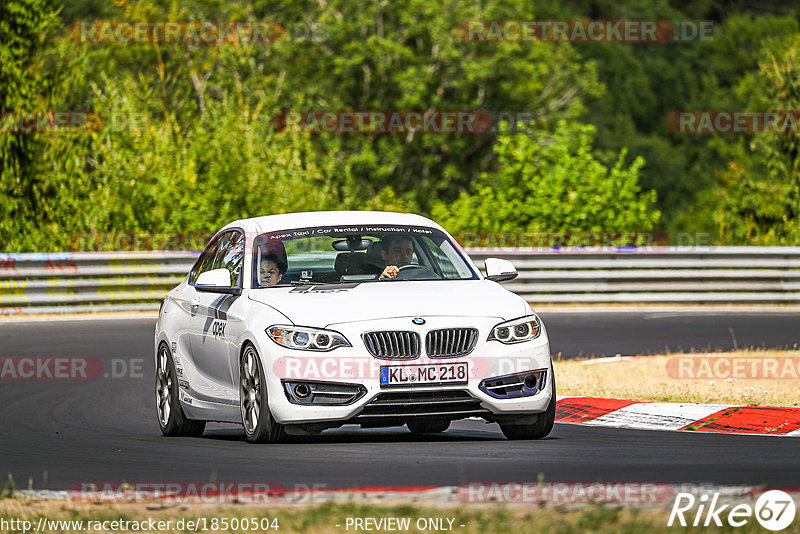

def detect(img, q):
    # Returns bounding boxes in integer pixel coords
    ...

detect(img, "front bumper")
[259,316,553,426]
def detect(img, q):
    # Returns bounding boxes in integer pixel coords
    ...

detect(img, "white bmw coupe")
[155,211,555,442]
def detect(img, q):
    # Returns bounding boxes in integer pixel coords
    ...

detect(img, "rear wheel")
[240,344,287,443]
[156,344,205,437]
[407,420,450,434]
[500,369,556,440]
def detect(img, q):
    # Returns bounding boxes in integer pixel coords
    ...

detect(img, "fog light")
[294,383,311,398]
[523,373,538,389]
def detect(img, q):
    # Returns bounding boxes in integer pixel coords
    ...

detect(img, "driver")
[379,236,414,279]
[259,254,286,286]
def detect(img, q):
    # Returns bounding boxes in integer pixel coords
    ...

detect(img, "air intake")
[355,390,490,422]
[479,369,548,399]
[282,380,366,405]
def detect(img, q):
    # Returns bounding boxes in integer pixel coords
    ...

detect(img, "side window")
[212,231,245,287]
[189,236,220,285]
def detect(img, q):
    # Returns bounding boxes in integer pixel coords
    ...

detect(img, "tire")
[240,344,287,444]
[407,420,450,434]
[500,368,556,440]
[156,343,205,437]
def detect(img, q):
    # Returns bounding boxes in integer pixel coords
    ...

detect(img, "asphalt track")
[1,312,799,491]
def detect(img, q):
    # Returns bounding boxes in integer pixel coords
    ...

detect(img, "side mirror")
[484,258,518,282]
[195,268,241,295]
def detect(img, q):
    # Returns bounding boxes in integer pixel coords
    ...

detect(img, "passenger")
[259,254,286,286]
[379,236,415,279]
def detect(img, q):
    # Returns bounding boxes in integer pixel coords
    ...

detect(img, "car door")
[169,235,220,403]
[185,230,245,404]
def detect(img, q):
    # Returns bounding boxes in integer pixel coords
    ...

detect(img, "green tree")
[688,35,800,244]
[0,0,86,250]
[431,121,659,234]
[251,0,602,212]
[571,7,799,230]
[82,75,340,237]
[8,0,800,251]
[68,0,603,222]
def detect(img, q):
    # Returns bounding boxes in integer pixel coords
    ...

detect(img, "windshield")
[251,224,478,288]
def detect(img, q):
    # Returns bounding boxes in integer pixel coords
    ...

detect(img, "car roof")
[221,211,446,234]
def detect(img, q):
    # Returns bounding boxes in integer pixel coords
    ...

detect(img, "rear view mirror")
[195,268,241,295]
[484,258,518,282]
[332,238,373,251]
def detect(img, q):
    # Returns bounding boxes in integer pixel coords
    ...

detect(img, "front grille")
[362,331,421,360]
[426,328,478,358]
[354,390,490,421]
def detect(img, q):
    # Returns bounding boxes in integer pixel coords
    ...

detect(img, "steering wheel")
[394,264,441,280]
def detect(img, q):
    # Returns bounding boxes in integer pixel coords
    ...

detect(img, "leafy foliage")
[84,77,339,234]
[686,35,800,244]
[1,0,799,250]
[432,121,659,233]
[0,0,88,250]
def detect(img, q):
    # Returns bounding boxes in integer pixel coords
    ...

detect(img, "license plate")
[380,362,468,387]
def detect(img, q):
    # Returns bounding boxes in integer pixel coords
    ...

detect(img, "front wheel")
[240,344,287,444]
[500,369,556,440]
[156,344,205,437]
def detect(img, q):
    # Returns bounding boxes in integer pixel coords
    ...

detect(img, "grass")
[2,498,798,533]
[0,475,13,499]
[554,349,800,407]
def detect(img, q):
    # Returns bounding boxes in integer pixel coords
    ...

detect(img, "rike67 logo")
[668,490,796,531]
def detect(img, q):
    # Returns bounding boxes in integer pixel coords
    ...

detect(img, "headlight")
[267,325,351,351]
[487,315,541,344]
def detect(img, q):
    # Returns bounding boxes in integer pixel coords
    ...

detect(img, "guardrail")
[1,247,799,314]
[468,247,800,304]
[0,252,197,315]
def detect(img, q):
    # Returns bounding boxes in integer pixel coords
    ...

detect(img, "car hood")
[248,280,529,327]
